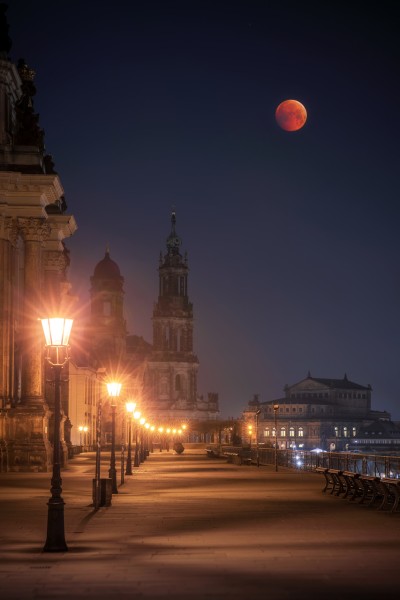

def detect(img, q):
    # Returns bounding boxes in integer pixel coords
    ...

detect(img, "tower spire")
[166,209,181,256]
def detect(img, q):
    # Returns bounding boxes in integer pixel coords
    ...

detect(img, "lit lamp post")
[133,411,141,467]
[158,426,164,452]
[255,409,261,467]
[139,417,146,461]
[40,316,73,553]
[125,401,136,475]
[150,425,155,452]
[248,424,253,448]
[78,425,88,451]
[273,403,279,472]
[107,381,122,494]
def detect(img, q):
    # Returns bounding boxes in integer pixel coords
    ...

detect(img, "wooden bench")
[357,474,382,506]
[377,478,400,512]
[341,471,362,501]
[315,467,331,492]
[206,448,220,458]
[328,469,345,496]
[315,467,345,496]
[224,452,252,465]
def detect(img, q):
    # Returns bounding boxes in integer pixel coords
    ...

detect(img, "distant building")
[243,373,394,452]
[87,213,220,442]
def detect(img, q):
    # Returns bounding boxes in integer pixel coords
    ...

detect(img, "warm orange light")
[41,317,73,347]
[107,382,122,397]
[126,401,136,413]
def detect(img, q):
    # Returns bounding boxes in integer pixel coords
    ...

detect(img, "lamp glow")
[107,381,122,397]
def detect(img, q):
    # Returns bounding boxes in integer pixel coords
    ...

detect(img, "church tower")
[89,248,127,367]
[144,211,199,417]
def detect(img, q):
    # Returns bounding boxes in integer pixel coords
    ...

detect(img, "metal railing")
[217,445,400,478]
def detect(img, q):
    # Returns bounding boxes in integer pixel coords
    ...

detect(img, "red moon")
[275,99,307,132]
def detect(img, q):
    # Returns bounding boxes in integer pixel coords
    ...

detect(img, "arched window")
[334,426,339,437]
[280,427,286,437]
[264,428,270,437]
[298,427,304,437]
[272,427,276,437]
[352,427,357,437]
[289,427,295,437]
[343,427,348,438]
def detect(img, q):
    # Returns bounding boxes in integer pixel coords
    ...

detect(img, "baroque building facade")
[243,373,396,452]
[0,5,78,470]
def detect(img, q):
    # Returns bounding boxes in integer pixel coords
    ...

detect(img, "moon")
[275,99,307,132]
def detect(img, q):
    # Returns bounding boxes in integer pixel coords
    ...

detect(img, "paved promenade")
[1,449,400,599]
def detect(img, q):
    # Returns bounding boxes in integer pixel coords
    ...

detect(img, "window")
[334,426,339,437]
[289,427,295,437]
[298,427,304,437]
[272,427,276,437]
[352,427,357,437]
[343,427,348,438]
[264,428,270,437]
[280,427,286,437]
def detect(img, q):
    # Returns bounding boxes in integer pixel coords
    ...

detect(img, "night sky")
[6,1,400,419]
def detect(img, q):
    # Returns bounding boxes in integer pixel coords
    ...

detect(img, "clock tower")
[144,211,199,416]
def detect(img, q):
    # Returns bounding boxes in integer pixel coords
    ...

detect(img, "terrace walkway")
[0,449,399,599]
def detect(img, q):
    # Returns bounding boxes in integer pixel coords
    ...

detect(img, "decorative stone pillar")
[0,216,17,409]
[18,217,50,405]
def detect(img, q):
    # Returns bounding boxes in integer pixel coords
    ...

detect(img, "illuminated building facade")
[0,6,78,470]
[244,373,394,452]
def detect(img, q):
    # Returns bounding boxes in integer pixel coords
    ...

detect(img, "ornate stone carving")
[0,215,18,244]
[17,217,50,243]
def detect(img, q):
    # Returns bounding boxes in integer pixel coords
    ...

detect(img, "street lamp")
[255,409,261,467]
[125,401,136,475]
[248,424,253,448]
[133,410,141,467]
[40,316,73,553]
[273,403,279,472]
[78,425,88,451]
[107,381,122,494]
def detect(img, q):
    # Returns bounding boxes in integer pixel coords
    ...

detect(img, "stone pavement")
[1,449,400,600]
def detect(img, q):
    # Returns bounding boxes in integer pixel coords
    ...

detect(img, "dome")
[93,249,122,279]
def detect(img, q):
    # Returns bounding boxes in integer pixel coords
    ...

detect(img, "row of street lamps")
[39,314,188,552]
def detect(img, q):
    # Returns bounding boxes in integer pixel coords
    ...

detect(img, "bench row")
[315,467,400,512]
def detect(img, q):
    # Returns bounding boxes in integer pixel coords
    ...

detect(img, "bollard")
[92,478,112,507]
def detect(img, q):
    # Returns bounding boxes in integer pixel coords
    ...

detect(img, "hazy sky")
[6,1,400,419]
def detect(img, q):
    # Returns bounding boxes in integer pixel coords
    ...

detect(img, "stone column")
[18,217,50,405]
[0,216,17,408]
